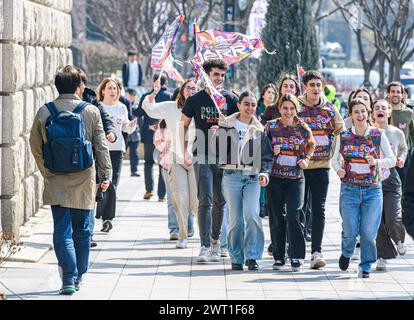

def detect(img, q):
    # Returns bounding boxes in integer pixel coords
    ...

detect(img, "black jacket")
[213,112,273,176]
[402,152,414,239]
[82,87,117,142]
[122,61,143,88]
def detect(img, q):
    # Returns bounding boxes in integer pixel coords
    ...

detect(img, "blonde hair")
[97,77,121,102]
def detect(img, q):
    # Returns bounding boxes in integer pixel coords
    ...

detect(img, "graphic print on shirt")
[340,128,381,186]
[298,102,335,161]
[268,119,308,179]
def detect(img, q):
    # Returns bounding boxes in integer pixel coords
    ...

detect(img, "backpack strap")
[73,101,90,114]
[45,102,59,117]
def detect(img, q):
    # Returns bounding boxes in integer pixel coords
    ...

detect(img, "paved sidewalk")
[1,162,414,300]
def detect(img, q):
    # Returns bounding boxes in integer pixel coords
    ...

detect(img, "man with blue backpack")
[30,65,112,295]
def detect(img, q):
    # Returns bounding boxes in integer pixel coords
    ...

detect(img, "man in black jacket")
[122,50,143,92]
[402,152,414,239]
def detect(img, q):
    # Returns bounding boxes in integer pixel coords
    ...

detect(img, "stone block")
[23,0,36,45]
[1,92,24,145]
[1,143,23,197]
[23,89,34,134]
[1,185,24,238]
[0,0,24,43]
[1,44,25,93]
[23,176,35,223]
[66,48,73,65]
[43,47,56,84]
[58,47,67,68]
[44,86,55,102]
[24,133,35,177]
[35,46,44,86]
[33,87,45,114]
[25,46,36,88]
[33,171,43,212]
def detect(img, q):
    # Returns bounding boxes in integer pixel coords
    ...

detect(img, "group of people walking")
[29,56,414,295]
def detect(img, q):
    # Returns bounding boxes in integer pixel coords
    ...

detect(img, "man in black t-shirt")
[181,59,238,263]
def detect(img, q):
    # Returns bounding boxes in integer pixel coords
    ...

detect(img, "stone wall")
[0,0,73,238]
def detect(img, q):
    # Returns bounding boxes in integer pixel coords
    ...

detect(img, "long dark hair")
[276,74,300,99]
[258,83,277,106]
[176,79,195,109]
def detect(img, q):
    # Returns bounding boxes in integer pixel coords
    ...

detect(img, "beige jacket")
[30,94,112,210]
[298,94,345,169]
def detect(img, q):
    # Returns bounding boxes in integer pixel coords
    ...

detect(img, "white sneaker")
[176,239,188,249]
[220,248,229,257]
[376,258,387,272]
[197,246,210,263]
[351,247,360,261]
[310,252,326,269]
[209,242,221,262]
[397,241,407,256]
[169,233,179,241]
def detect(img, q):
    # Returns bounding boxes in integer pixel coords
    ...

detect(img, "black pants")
[127,140,140,174]
[377,168,406,259]
[110,151,124,188]
[303,169,330,254]
[267,176,306,261]
[143,143,166,198]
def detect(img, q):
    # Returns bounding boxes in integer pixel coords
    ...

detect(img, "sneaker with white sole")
[397,241,407,256]
[376,258,387,272]
[197,246,210,263]
[291,259,302,272]
[209,242,221,262]
[273,260,285,270]
[169,233,179,241]
[220,248,229,257]
[176,239,188,249]
[310,252,326,269]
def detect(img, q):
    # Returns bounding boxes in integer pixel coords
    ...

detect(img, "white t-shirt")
[235,119,250,153]
[101,102,136,152]
[128,61,139,88]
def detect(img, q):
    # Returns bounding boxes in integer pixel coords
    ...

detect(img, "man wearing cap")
[122,50,143,94]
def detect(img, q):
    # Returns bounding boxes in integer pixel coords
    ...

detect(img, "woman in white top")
[332,98,395,278]
[142,80,198,249]
[372,99,408,271]
[95,78,136,232]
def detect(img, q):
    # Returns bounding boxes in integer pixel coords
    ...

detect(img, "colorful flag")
[193,29,271,67]
[151,15,185,71]
[164,55,184,82]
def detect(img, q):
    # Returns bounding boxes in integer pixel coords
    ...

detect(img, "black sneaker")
[74,276,83,291]
[339,254,350,271]
[59,280,76,295]
[131,172,140,177]
[273,260,285,270]
[101,220,113,233]
[90,239,98,248]
[245,259,259,271]
[267,243,273,256]
[231,263,243,271]
[291,259,301,272]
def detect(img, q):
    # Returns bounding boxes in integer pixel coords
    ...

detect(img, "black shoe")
[59,280,76,295]
[267,243,273,256]
[231,263,243,271]
[131,172,140,177]
[245,259,259,271]
[358,269,370,278]
[273,260,285,270]
[339,254,350,271]
[259,204,267,218]
[291,259,302,272]
[101,220,113,233]
[90,239,98,248]
[74,276,83,291]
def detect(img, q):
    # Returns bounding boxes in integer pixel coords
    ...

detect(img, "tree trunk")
[388,60,395,83]
[394,61,402,81]
[363,65,372,88]
[378,52,386,89]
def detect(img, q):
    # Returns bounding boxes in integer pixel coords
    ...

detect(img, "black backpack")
[43,101,93,173]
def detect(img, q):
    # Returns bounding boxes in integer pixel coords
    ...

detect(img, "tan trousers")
[168,164,198,240]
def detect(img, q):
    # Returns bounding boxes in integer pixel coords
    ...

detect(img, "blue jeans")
[162,168,194,234]
[51,206,91,283]
[219,204,229,250]
[339,183,383,273]
[89,207,95,238]
[194,163,226,248]
[222,170,264,265]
